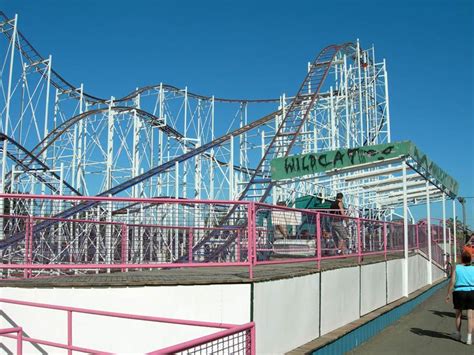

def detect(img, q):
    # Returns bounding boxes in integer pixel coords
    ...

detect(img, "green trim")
[407,143,459,196]
[270,141,458,196]
[250,282,254,322]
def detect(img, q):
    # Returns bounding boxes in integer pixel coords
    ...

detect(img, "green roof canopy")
[270,141,458,196]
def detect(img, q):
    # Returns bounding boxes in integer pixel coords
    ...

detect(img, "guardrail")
[0,194,452,279]
[0,298,255,354]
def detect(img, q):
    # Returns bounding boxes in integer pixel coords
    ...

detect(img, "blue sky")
[2,0,473,226]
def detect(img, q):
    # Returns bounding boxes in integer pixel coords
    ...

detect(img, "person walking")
[446,250,474,344]
[330,192,350,254]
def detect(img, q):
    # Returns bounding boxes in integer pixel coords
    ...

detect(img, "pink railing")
[0,193,453,280]
[0,327,23,354]
[0,298,255,354]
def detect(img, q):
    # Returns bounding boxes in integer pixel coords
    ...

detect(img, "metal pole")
[426,181,432,284]
[457,197,468,242]
[0,14,18,241]
[230,136,234,199]
[76,84,84,192]
[442,193,447,266]
[356,39,364,145]
[42,55,52,164]
[453,199,457,263]
[106,97,114,191]
[343,54,350,147]
[175,161,179,199]
[383,59,391,142]
[210,96,215,200]
[330,86,336,150]
[132,108,141,197]
[402,161,409,297]
[158,83,164,196]
[183,87,188,198]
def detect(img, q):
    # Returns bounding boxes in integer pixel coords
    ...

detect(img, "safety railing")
[0,193,453,280]
[0,327,23,354]
[0,298,255,354]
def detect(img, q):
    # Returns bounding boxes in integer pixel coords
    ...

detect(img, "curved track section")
[18,106,262,177]
[0,134,80,196]
[0,11,280,105]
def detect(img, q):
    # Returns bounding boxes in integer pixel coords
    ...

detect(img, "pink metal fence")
[0,193,453,279]
[0,298,255,354]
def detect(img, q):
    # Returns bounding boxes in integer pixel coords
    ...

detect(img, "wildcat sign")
[270,141,458,196]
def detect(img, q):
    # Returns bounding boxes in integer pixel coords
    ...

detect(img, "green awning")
[270,141,458,196]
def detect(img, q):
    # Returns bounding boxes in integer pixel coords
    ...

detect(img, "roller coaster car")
[272,239,316,257]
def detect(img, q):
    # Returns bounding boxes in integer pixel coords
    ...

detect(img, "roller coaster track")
[0,133,80,196]
[14,106,265,177]
[0,108,282,249]
[199,43,357,262]
[0,11,280,105]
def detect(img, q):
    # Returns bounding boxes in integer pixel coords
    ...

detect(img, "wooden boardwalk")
[0,253,405,288]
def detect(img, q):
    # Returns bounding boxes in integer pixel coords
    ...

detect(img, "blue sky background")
[2,0,473,227]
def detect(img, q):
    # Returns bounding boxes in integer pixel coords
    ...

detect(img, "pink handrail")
[148,322,255,354]
[0,193,441,281]
[0,327,23,354]
[0,298,235,328]
[0,298,253,354]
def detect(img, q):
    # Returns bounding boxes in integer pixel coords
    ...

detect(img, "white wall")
[320,266,360,335]
[432,263,446,282]
[387,258,404,303]
[253,273,319,354]
[0,254,445,354]
[408,255,428,293]
[0,284,250,354]
[360,263,387,316]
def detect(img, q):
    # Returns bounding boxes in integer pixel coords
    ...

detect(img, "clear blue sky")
[2,0,473,227]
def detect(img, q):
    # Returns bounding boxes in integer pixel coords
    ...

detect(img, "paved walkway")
[349,285,473,355]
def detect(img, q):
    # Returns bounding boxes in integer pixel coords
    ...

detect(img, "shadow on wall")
[0,310,47,354]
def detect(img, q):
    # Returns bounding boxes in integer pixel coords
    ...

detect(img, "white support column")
[363,52,370,143]
[210,96,215,200]
[0,14,17,241]
[57,163,64,256]
[383,59,391,143]
[158,83,164,196]
[229,136,234,199]
[343,54,350,147]
[42,55,52,163]
[194,100,202,200]
[356,39,364,145]
[76,84,84,192]
[183,87,188,199]
[442,193,447,266]
[132,108,141,197]
[426,181,432,284]
[175,161,179,199]
[402,161,409,297]
[330,86,336,150]
[106,97,115,191]
[105,98,114,270]
[453,199,457,263]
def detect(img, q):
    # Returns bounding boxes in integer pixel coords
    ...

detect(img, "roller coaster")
[0,11,392,268]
